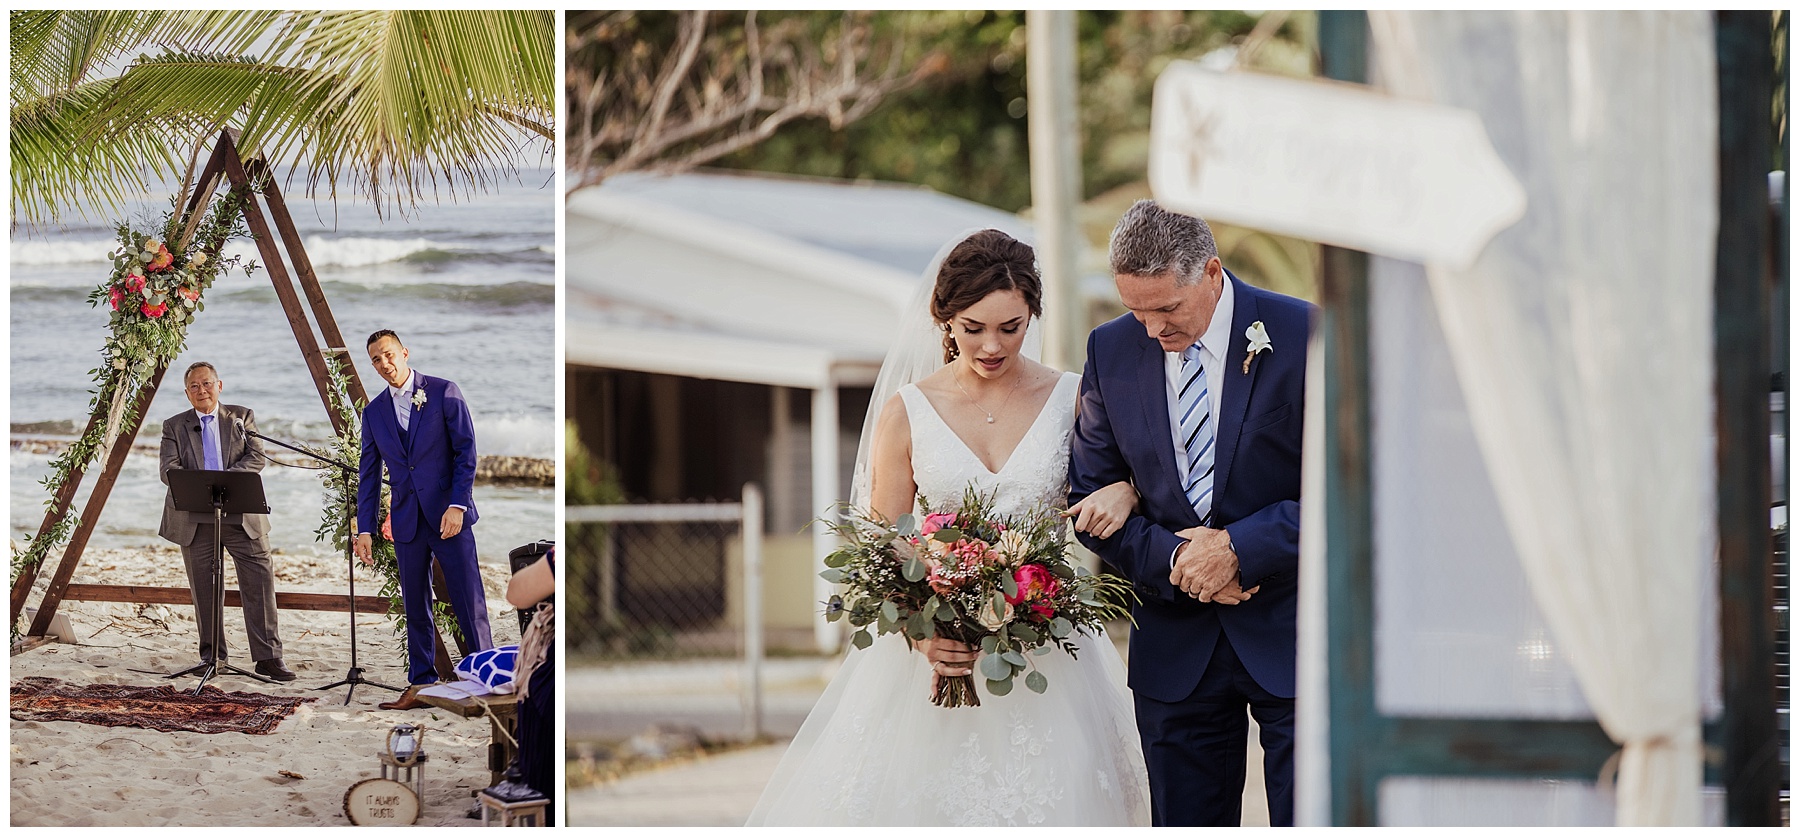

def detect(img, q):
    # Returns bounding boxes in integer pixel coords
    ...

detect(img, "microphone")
[234,416,246,432]
[192,424,202,432]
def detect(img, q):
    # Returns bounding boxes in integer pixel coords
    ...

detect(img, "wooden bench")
[413,690,521,786]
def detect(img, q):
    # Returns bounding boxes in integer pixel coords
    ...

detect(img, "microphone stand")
[241,420,402,705]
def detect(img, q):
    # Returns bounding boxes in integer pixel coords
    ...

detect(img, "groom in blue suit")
[1070,201,1312,826]
[355,329,494,708]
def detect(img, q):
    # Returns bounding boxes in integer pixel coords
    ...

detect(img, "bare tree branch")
[565,10,940,195]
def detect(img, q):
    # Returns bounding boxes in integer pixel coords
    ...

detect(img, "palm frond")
[11,9,556,225]
[11,77,184,224]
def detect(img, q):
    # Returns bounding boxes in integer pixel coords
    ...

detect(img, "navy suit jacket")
[1070,271,1312,702]
[358,373,480,543]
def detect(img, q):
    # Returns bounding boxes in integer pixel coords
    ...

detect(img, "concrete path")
[566,744,787,827]
[566,654,1270,827]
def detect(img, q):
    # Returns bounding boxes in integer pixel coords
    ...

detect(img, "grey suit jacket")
[159,404,271,546]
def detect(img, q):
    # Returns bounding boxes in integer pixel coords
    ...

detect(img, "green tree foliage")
[716,11,1314,213]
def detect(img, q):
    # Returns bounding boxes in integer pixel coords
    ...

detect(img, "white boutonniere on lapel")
[1242,321,1272,374]
[411,388,428,411]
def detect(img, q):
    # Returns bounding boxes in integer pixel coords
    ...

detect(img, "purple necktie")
[201,414,222,471]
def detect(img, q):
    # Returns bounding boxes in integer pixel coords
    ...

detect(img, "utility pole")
[1027,10,1084,372]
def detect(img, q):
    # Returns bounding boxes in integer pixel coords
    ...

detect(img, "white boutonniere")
[411,388,428,410]
[1242,321,1272,374]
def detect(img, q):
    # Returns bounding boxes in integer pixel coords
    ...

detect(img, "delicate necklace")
[954,364,1022,424]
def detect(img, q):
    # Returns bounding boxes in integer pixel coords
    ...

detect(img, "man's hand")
[1171,526,1249,602]
[440,507,465,540]
[355,533,374,566]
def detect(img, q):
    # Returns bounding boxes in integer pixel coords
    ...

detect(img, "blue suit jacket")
[1070,271,1313,702]
[358,373,480,543]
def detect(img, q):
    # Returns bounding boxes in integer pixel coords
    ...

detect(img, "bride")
[746,229,1152,826]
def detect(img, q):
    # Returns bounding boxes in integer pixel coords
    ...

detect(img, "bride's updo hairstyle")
[931,229,1043,364]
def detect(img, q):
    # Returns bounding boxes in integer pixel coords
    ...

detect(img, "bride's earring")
[942,324,960,363]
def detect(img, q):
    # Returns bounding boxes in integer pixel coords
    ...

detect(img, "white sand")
[10,544,523,827]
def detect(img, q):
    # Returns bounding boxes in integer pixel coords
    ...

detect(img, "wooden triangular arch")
[12,131,465,678]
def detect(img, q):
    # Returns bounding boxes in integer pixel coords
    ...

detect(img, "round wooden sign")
[343,777,420,826]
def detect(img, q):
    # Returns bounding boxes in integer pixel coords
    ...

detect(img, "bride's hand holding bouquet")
[822,486,1136,708]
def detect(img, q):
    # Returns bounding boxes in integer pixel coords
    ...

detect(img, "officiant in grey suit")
[158,361,294,682]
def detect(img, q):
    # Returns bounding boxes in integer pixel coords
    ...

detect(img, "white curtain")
[1369,11,1717,826]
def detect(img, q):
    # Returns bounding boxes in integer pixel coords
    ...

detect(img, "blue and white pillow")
[456,644,519,694]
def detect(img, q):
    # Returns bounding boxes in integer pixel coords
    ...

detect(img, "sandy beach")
[10,544,523,827]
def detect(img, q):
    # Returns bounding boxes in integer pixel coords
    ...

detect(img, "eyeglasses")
[186,381,220,392]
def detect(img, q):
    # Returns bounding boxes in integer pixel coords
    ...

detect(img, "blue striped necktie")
[1176,345,1214,525]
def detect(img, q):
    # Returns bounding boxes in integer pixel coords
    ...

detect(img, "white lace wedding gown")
[746,372,1151,826]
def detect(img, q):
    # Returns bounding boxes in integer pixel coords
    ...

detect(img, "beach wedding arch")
[12,138,458,656]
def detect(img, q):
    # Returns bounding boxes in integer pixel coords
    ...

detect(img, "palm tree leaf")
[11,10,556,225]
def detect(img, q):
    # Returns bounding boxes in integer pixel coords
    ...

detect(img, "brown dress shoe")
[379,685,431,711]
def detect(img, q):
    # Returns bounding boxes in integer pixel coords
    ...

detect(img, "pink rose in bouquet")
[1005,563,1061,621]
[920,512,958,536]
[141,301,167,318]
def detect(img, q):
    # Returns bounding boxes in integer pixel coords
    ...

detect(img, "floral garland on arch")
[311,360,461,654]
[10,193,257,608]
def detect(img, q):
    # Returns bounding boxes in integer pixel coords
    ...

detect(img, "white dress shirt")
[389,370,418,432]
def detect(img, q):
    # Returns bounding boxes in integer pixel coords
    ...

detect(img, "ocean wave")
[11,235,549,272]
[475,413,555,459]
[10,237,122,266]
[320,280,553,306]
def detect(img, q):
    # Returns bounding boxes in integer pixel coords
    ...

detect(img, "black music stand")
[164,468,276,694]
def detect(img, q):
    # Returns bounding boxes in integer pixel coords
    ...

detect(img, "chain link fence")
[565,487,768,743]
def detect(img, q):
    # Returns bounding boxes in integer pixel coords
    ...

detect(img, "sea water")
[10,168,555,564]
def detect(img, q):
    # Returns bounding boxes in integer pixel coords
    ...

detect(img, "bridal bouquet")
[822,487,1135,708]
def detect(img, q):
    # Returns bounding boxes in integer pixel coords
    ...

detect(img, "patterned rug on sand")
[11,676,314,735]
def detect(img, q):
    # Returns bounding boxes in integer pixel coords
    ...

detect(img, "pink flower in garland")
[141,301,167,319]
[108,286,124,310]
[176,285,200,302]
[123,271,146,293]
[147,243,174,273]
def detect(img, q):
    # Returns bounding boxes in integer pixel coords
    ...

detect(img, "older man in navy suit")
[354,329,493,709]
[1069,200,1313,826]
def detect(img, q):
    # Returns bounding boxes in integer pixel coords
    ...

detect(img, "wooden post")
[1713,10,1780,826]
[28,366,168,638]
[1316,11,1380,826]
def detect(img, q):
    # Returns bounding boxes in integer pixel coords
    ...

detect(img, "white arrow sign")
[1149,61,1526,270]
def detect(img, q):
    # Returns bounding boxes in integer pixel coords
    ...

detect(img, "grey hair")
[183,361,219,384]
[1108,199,1219,287]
